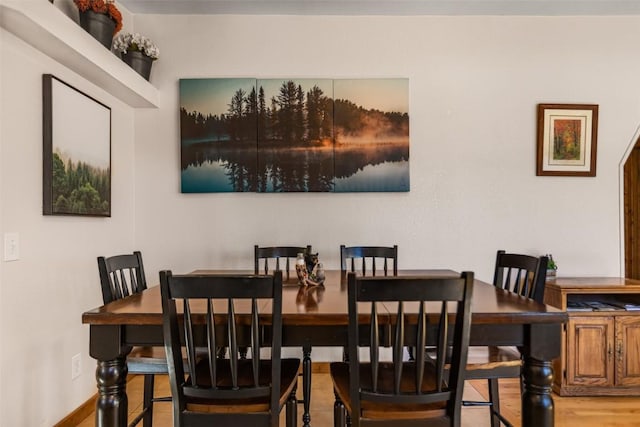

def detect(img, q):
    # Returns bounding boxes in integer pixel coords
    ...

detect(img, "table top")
[82,269,566,326]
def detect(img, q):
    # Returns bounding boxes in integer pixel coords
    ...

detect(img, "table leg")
[521,356,554,427]
[302,344,312,427]
[95,357,128,427]
[521,321,561,427]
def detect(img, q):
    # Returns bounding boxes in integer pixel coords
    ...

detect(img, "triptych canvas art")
[179,78,410,193]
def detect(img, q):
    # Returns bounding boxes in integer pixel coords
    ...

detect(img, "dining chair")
[97,251,168,427]
[159,270,300,427]
[331,271,474,427]
[462,250,549,427]
[340,245,401,360]
[255,245,313,281]
[340,245,398,276]
[254,244,313,425]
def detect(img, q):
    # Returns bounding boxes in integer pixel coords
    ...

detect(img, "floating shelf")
[0,1,159,108]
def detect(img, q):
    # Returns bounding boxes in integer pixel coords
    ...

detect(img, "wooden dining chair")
[97,251,168,427]
[255,245,313,281]
[254,244,313,424]
[159,270,300,427]
[340,245,398,276]
[462,250,549,427]
[331,271,474,427]
[340,245,401,359]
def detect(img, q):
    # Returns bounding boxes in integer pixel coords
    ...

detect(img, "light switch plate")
[4,232,19,261]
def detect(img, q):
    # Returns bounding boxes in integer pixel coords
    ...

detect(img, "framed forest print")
[536,103,598,177]
[43,74,111,216]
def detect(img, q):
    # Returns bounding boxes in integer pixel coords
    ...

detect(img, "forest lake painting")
[179,77,409,193]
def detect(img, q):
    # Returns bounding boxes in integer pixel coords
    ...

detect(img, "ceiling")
[117,0,640,15]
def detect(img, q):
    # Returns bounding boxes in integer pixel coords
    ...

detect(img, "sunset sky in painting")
[334,79,408,114]
[180,78,256,116]
[180,78,409,116]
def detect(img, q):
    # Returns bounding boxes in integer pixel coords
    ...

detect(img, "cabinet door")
[566,316,614,387]
[616,316,640,386]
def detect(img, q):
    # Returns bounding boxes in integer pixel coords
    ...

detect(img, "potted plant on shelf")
[74,0,123,49]
[113,32,160,81]
[545,254,558,281]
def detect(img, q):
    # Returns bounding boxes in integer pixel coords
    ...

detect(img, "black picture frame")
[43,74,111,216]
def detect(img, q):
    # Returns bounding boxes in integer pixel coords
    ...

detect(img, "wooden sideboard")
[545,277,640,396]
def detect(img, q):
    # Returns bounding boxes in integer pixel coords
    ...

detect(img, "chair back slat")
[183,300,197,387]
[393,301,404,394]
[206,299,217,388]
[251,299,260,385]
[97,251,147,304]
[415,301,427,393]
[369,303,380,392]
[160,271,285,419]
[493,250,549,303]
[346,272,474,425]
[254,245,312,281]
[113,272,124,299]
[227,299,239,388]
[130,268,139,293]
[436,302,448,392]
[118,270,129,297]
[340,245,398,276]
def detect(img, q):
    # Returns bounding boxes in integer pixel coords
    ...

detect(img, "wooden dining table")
[82,269,567,427]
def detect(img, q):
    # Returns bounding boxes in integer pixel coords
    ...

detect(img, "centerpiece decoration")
[546,254,558,281]
[74,0,123,49]
[113,32,159,81]
[296,252,325,286]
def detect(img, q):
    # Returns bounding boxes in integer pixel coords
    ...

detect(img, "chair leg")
[333,390,346,427]
[286,384,298,427]
[488,378,500,427]
[302,344,312,427]
[142,374,154,427]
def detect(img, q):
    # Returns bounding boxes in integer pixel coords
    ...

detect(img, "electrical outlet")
[71,353,82,380]
[3,232,19,261]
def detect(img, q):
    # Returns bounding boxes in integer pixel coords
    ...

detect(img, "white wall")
[130,13,640,362]
[0,20,136,427]
[2,10,640,425]
[133,14,640,282]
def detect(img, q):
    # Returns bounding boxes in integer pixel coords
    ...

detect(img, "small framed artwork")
[536,103,598,177]
[43,74,111,216]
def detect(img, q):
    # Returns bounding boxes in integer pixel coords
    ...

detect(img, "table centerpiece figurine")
[74,0,123,49]
[296,253,309,285]
[112,32,159,81]
[304,252,325,287]
[296,252,325,286]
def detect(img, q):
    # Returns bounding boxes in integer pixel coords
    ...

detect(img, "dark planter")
[121,50,154,81]
[78,10,116,49]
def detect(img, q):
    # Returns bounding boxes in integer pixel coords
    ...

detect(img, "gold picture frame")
[536,103,598,177]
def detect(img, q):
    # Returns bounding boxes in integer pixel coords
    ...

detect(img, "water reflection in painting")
[179,78,409,193]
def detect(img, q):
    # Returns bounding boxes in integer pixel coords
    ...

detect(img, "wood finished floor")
[76,374,640,427]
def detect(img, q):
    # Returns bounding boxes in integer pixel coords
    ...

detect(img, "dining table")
[82,269,568,427]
